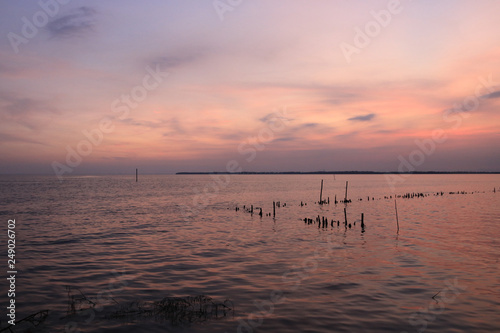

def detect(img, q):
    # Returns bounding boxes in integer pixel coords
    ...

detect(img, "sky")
[1,0,499,176]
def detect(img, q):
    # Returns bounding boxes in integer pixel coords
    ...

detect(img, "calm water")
[0,174,499,332]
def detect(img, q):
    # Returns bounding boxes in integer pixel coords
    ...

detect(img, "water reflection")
[0,174,498,332]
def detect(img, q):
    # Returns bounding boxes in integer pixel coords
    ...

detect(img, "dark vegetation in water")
[0,310,48,333]
[106,295,234,325]
[0,288,233,333]
[64,287,233,326]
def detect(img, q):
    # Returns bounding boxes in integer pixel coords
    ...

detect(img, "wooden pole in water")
[320,179,324,204]
[361,213,364,228]
[136,168,138,182]
[344,207,347,226]
[345,181,348,202]
[273,201,276,218]
[395,199,399,233]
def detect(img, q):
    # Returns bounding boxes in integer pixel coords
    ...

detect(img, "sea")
[0,174,499,332]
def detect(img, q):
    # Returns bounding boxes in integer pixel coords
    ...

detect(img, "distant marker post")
[395,199,399,233]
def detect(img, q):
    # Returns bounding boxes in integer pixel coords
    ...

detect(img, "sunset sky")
[1,0,499,175]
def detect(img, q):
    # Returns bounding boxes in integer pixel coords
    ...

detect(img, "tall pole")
[136,168,138,182]
[395,199,399,233]
[344,181,348,202]
[319,179,324,204]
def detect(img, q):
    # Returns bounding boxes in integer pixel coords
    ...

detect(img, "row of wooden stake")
[304,210,365,231]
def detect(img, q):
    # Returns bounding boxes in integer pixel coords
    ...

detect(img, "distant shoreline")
[0,172,499,177]
[176,171,500,175]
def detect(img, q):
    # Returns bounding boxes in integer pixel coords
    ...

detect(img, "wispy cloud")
[0,94,57,115]
[46,6,97,38]
[258,112,293,123]
[0,93,59,131]
[348,113,376,122]
[272,136,296,143]
[120,117,187,137]
[335,131,360,139]
[120,118,167,129]
[0,132,45,146]
[150,48,209,70]
[442,89,500,115]
[295,123,318,129]
[482,90,500,99]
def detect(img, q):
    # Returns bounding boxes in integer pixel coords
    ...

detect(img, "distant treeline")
[176,171,500,175]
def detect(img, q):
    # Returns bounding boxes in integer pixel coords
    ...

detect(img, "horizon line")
[1,171,500,177]
[175,171,500,175]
